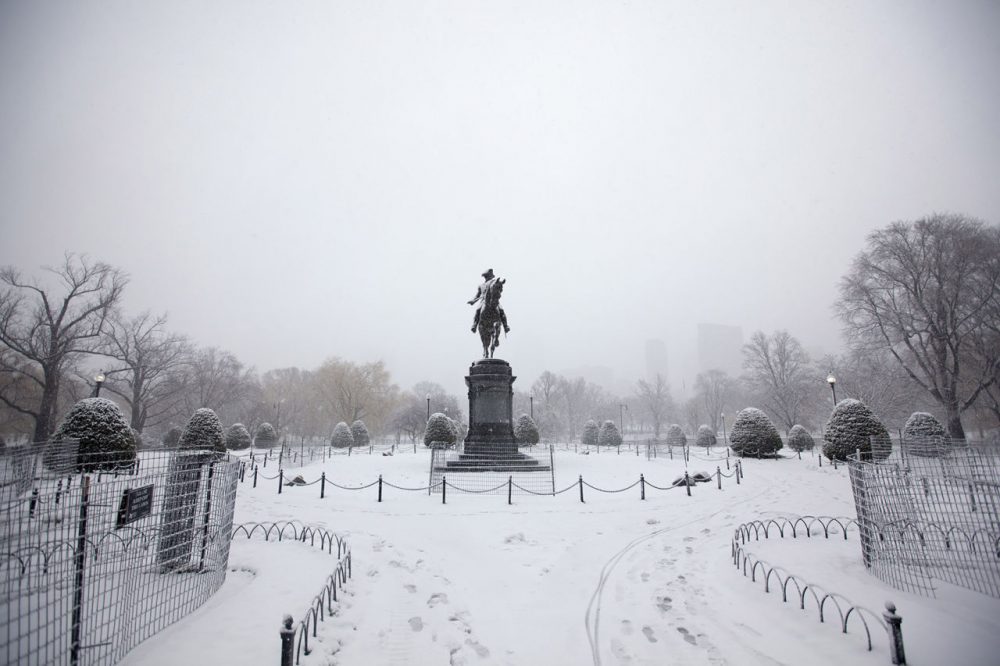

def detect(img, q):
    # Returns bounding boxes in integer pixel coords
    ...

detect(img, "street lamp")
[529,393,534,419]
[721,412,728,447]
[426,393,431,421]
[826,373,838,406]
[93,371,105,398]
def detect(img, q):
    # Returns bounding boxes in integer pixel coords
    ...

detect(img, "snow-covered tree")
[162,425,182,447]
[902,412,949,457]
[729,408,783,458]
[178,407,225,454]
[514,414,540,446]
[331,421,355,449]
[53,397,136,470]
[423,412,455,447]
[581,419,599,446]
[350,419,370,448]
[696,425,717,448]
[225,423,252,450]
[255,422,278,448]
[598,420,622,447]
[823,399,891,462]
[665,423,687,448]
[787,424,815,452]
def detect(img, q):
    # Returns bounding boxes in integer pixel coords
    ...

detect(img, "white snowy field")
[122,447,1000,666]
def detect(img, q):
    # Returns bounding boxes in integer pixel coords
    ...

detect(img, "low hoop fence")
[731,515,906,664]
[228,521,352,666]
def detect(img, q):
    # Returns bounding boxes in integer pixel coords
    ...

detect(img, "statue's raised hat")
[482,268,495,279]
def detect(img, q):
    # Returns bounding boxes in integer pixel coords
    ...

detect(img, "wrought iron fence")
[1,442,241,665]
[847,438,1000,598]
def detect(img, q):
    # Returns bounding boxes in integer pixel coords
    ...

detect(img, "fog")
[2,0,998,398]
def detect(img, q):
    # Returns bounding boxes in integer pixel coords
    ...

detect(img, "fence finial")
[280,614,295,666]
[882,601,906,665]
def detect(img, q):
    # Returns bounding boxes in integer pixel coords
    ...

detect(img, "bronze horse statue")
[476,278,506,358]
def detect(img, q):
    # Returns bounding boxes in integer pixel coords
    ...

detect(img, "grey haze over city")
[2,0,998,399]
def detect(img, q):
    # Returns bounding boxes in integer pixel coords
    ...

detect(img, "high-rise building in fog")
[697,323,743,376]
[644,339,669,382]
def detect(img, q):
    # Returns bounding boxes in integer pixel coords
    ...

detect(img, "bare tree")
[819,349,924,428]
[171,346,258,426]
[837,214,1000,438]
[0,254,127,441]
[314,358,399,436]
[693,369,736,432]
[742,330,816,432]
[98,311,190,433]
[635,374,672,439]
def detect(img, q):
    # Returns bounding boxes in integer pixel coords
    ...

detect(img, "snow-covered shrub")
[450,418,468,443]
[423,413,455,448]
[729,408,783,458]
[696,425,717,448]
[53,397,136,471]
[902,412,948,457]
[823,399,891,462]
[179,408,226,454]
[162,426,182,448]
[331,421,355,449]
[255,422,278,448]
[598,420,622,447]
[514,414,540,446]
[130,428,144,450]
[787,425,815,452]
[666,424,687,448]
[225,423,252,450]
[350,420,370,449]
[581,420,599,447]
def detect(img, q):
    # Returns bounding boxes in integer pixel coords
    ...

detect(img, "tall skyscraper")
[697,323,743,376]
[644,339,669,382]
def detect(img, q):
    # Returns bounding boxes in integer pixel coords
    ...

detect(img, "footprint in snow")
[683,536,695,542]
[656,596,672,613]
[642,626,657,643]
[677,627,697,645]
[428,592,449,607]
[409,617,423,632]
[646,518,660,525]
[621,619,633,635]
[610,638,631,663]
[404,584,417,593]
[504,533,526,544]
[640,573,650,582]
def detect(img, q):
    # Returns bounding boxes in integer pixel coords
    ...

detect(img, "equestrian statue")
[468,268,510,359]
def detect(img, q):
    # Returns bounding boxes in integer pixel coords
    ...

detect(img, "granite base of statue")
[436,359,549,473]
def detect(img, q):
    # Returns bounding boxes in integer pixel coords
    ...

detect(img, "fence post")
[717,466,722,490]
[685,471,691,497]
[797,450,801,460]
[253,467,258,488]
[508,475,513,505]
[579,475,585,503]
[378,475,383,503]
[739,460,744,480]
[278,469,283,494]
[736,464,741,485]
[320,472,326,499]
[441,476,447,504]
[70,475,91,666]
[640,474,645,500]
[199,463,215,567]
[280,615,295,666]
[818,454,822,467]
[883,602,906,665]
[56,479,63,504]
[29,488,38,518]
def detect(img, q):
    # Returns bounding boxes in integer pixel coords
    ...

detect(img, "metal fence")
[847,438,1000,598]
[1,442,241,665]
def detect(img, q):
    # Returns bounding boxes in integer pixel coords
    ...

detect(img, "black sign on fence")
[116,485,154,528]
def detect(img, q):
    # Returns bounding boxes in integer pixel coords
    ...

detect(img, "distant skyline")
[2,1,998,400]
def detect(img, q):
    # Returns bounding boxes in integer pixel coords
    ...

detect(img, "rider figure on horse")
[468,268,511,334]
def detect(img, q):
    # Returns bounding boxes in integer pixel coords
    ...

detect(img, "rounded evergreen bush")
[331,421,355,448]
[696,425,717,448]
[581,420,599,447]
[730,408,783,458]
[666,424,687,448]
[255,422,278,448]
[53,397,136,471]
[423,413,455,448]
[225,423,252,450]
[350,420,371,449]
[823,399,892,462]
[514,414,540,446]
[179,408,226,454]
[787,425,815,452]
[598,420,622,448]
[902,412,949,457]
[162,426,182,448]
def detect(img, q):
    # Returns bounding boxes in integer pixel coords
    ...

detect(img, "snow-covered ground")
[123,447,1000,665]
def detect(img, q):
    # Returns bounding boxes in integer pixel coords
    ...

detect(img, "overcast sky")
[1,0,998,398]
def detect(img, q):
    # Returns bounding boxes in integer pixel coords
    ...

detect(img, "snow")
[122,447,1000,665]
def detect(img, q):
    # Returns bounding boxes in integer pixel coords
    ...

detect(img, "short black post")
[29,488,38,518]
[833,456,838,469]
[508,475,513,505]
[441,476,447,504]
[253,467,258,488]
[378,475,383,503]
[669,446,673,460]
[199,463,215,568]
[818,454,822,467]
[579,475,585,503]
[726,456,730,470]
[717,466,722,490]
[278,469,283,494]
[883,602,906,664]
[280,615,295,666]
[640,474,645,500]
[736,464,741,485]
[70,476,91,666]
[320,472,326,499]
[263,455,268,468]
[685,471,691,497]
[739,460,744,479]
[797,450,801,460]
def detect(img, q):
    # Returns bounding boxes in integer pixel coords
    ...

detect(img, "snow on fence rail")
[228,521,352,666]
[1,443,240,666]
[731,515,907,664]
